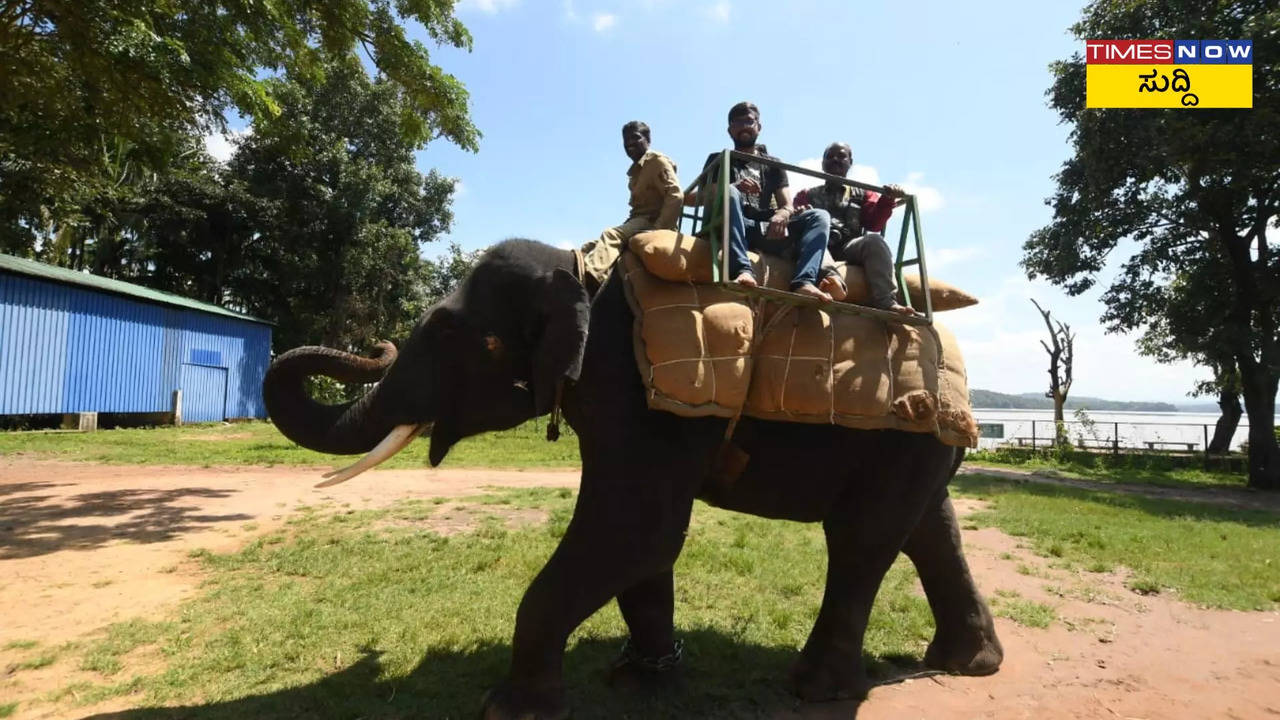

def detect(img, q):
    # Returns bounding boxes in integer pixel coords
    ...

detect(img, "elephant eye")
[483,334,504,357]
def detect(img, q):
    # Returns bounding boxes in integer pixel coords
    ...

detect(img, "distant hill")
[970,388,1178,412]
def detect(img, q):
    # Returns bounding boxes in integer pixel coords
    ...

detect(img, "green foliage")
[1024,0,1279,488]
[1,0,478,254]
[955,473,1280,610]
[222,58,458,350]
[422,242,484,307]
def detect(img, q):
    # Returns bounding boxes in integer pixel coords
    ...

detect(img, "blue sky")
[209,0,1210,403]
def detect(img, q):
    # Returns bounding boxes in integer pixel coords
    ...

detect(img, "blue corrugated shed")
[0,254,272,421]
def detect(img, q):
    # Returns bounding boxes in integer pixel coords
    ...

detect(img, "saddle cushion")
[629,229,980,311]
[619,252,978,448]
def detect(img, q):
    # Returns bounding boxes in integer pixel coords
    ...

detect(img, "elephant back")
[619,252,978,449]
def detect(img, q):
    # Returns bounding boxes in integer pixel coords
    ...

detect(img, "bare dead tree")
[1032,299,1075,446]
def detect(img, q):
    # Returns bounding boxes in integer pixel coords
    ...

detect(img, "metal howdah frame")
[680,149,933,326]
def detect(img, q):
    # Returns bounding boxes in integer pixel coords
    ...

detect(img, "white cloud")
[786,157,822,193]
[928,246,981,273]
[705,0,730,23]
[901,171,944,211]
[786,158,881,194]
[939,272,1203,403]
[592,12,617,31]
[458,0,519,13]
[451,179,466,198]
[556,240,575,250]
[563,0,578,21]
[202,128,250,163]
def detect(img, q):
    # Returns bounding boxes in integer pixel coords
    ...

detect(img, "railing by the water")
[973,416,1256,456]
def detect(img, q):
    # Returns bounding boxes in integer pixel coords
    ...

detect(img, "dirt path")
[1,459,1277,719]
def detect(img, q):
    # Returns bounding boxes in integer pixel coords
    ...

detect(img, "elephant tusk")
[314,422,431,488]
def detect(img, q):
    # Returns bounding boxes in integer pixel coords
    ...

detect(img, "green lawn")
[953,473,1280,611]
[964,448,1247,490]
[3,476,1277,718]
[11,489,933,719]
[0,420,580,469]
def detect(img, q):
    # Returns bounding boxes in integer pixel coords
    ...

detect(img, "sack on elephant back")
[618,252,979,448]
[628,229,980,312]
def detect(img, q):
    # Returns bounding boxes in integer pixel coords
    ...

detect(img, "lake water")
[971,408,1279,452]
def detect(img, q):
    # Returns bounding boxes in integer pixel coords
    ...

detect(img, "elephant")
[263,239,1003,719]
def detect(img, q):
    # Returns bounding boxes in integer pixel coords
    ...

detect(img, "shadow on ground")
[81,630,932,719]
[0,482,250,559]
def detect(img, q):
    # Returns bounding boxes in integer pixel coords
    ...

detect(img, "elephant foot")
[923,615,1004,676]
[479,682,569,720]
[606,637,685,693]
[787,652,871,702]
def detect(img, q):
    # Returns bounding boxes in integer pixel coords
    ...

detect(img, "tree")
[223,58,456,352]
[1,0,478,254]
[1023,0,1279,489]
[422,242,483,306]
[1031,299,1074,446]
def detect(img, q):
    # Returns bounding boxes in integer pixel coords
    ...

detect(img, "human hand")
[883,183,908,199]
[766,212,789,239]
[734,177,762,195]
[792,203,811,214]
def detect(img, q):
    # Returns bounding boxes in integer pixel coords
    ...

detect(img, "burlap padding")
[619,252,978,448]
[629,229,979,312]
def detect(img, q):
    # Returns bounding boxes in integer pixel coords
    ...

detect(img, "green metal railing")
[679,149,933,326]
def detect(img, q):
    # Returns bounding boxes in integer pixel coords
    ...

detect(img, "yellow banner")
[1086,64,1252,108]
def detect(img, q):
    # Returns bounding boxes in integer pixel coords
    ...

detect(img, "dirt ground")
[2,458,1278,719]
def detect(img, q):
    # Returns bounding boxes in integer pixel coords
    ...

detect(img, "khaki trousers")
[580,216,655,291]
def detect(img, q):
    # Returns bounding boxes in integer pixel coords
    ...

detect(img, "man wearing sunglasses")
[687,101,835,301]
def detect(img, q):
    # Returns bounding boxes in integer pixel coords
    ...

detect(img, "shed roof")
[0,253,273,325]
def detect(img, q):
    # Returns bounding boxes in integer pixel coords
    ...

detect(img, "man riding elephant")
[794,142,916,315]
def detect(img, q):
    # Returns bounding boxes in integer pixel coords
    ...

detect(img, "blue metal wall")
[0,272,271,419]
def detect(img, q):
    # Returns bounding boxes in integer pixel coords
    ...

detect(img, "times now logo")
[1086,39,1253,64]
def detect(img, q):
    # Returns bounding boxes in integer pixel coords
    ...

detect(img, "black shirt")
[702,145,788,222]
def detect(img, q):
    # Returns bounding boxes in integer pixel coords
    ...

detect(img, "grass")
[964,448,1247,490]
[36,489,934,718]
[954,473,1280,610]
[0,420,581,469]
[0,702,16,718]
[989,590,1056,629]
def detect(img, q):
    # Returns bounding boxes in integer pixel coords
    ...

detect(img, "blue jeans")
[724,186,830,290]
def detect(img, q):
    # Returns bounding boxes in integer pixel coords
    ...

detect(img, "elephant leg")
[902,488,1003,676]
[616,569,678,660]
[608,569,685,689]
[788,437,954,701]
[788,512,908,701]
[482,462,697,720]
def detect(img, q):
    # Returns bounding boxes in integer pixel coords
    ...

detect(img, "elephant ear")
[532,268,590,415]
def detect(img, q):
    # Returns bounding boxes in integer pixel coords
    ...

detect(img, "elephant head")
[262,240,589,485]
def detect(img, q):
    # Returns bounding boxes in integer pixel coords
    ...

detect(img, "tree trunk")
[1053,397,1068,447]
[1207,388,1242,454]
[1238,362,1279,490]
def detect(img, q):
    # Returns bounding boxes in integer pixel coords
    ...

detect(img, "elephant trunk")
[262,342,401,456]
